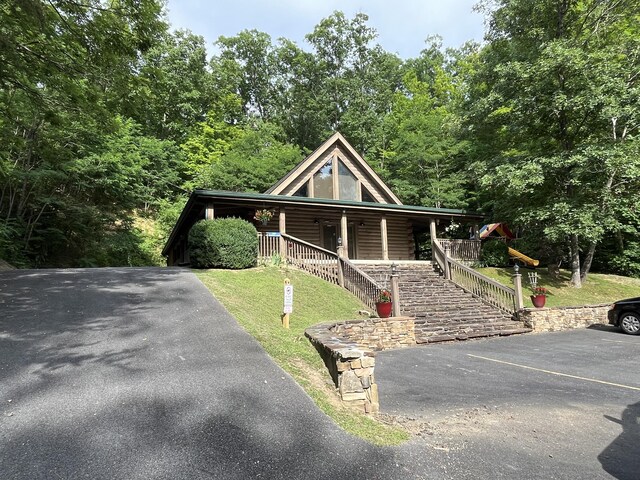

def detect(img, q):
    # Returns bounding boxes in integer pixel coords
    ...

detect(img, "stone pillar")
[279,208,286,260]
[390,263,401,317]
[380,216,389,261]
[205,202,215,220]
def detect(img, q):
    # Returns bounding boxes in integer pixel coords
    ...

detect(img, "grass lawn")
[476,267,640,308]
[195,265,409,446]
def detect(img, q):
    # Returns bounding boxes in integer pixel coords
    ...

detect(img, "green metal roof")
[192,189,482,216]
[162,189,484,256]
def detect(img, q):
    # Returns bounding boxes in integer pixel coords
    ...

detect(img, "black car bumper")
[608,308,618,326]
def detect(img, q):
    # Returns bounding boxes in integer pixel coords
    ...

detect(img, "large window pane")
[338,160,358,201]
[361,186,377,203]
[313,159,333,199]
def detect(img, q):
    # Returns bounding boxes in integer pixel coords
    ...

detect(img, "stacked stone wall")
[305,317,416,413]
[331,317,416,351]
[521,304,611,332]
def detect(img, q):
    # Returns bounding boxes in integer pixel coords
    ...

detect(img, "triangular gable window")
[361,186,377,203]
[338,160,358,201]
[312,157,361,201]
[313,159,333,199]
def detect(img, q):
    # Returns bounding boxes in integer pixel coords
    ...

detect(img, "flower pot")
[531,294,546,308]
[376,301,393,318]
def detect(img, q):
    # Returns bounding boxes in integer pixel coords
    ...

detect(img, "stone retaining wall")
[305,317,416,413]
[521,304,611,332]
[331,317,416,351]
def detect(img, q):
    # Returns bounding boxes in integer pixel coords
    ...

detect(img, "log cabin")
[162,132,483,266]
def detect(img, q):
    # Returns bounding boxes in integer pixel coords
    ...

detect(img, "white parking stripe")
[600,338,640,346]
[467,354,640,391]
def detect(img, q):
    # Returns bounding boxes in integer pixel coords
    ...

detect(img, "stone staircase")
[358,262,531,343]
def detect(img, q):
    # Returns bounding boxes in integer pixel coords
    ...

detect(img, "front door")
[322,225,356,258]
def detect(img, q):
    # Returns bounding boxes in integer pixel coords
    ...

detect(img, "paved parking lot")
[376,327,640,479]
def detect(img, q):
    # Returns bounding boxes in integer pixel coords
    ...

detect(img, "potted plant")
[254,208,274,226]
[375,289,393,318]
[531,286,550,308]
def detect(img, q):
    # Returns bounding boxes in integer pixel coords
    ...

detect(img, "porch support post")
[473,223,479,240]
[340,210,348,259]
[380,216,389,261]
[279,207,287,261]
[429,219,437,262]
[429,219,437,244]
[205,202,215,220]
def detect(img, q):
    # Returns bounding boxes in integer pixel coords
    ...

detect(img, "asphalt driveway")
[3,267,638,479]
[0,268,433,480]
[376,328,640,480]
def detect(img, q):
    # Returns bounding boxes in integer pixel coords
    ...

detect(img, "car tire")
[619,312,640,335]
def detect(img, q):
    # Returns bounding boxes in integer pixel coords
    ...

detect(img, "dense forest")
[1,0,639,284]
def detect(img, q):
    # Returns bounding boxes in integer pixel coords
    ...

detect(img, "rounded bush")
[480,240,510,267]
[188,218,258,269]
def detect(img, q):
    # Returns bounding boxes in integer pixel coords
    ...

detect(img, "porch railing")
[436,238,481,262]
[432,239,518,316]
[340,258,384,310]
[281,233,340,284]
[280,233,384,309]
[258,232,280,260]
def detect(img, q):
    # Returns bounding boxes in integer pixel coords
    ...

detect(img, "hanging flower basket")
[254,209,274,226]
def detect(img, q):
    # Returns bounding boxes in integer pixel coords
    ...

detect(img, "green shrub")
[188,218,258,269]
[480,240,510,267]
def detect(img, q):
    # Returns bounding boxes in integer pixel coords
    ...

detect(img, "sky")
[165,0,486,59]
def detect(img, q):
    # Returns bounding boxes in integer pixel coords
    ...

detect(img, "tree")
[137,29,212,142]
[198,121,303,193]
[466,0,640,286]
[383,38,470,208]
[0,0,167,266]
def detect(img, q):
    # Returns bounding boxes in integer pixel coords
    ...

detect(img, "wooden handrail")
[280,233,384,309]
[340,258,385,309]
[257,232,280,259]
[280,233,340,285]
[433,238,518,315]
[436,238,481,261]
[281,233,337,257]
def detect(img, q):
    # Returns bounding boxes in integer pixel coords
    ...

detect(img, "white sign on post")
[283,284,294,314]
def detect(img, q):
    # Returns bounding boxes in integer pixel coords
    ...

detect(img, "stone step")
[354,262,530,343]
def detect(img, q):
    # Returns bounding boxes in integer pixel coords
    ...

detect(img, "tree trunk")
[548,261,561,280]
[570,234,582,288]
[580,242,596,283]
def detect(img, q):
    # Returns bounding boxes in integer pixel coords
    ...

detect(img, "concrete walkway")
[0,268,434,479]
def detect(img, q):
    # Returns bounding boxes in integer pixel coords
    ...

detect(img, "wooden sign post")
[283,278,293,329]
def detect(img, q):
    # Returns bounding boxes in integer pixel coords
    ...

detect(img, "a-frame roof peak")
[265,132,402,205]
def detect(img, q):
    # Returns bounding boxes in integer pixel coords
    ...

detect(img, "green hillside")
[476,267,640,308]
[196,266,409,446]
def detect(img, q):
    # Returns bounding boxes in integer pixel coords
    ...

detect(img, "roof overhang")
[162,189,485,256]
